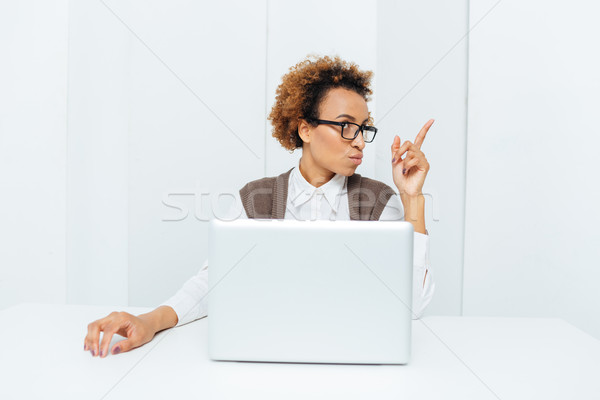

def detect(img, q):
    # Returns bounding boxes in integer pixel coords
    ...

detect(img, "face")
[299,87,370,177]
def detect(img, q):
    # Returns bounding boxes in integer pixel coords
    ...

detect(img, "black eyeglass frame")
[305,118,378,143]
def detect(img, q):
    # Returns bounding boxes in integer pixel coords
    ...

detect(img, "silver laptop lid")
[208,219,414,364]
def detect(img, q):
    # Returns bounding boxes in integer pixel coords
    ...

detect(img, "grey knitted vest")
[239,167,396,221]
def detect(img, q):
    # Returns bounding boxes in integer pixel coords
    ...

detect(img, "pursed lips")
[349,154,363,165]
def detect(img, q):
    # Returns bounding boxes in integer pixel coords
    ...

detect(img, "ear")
[297,118,312,144]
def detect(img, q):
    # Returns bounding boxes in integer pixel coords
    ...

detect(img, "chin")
[341,165,358,176]
[322,161,357,177]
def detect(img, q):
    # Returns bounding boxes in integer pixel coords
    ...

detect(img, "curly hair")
[268,54,374,151]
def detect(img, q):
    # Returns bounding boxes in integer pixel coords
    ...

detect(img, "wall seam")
[460,0,471,317]
[264,0,269,176]
[65,0,71,304]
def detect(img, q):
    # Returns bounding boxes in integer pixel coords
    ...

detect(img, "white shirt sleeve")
[379,193,435,320]
[158,195,247,327]
[158,259,209,327]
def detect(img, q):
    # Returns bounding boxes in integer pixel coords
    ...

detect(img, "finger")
[393,140,413,164]
[112,338,135,355]
[403,157,421,173]
[414,119,434,149]
[391,135,400,151]
[391,135,401,163]
[99,323,121,358]
[402,152,415,166]
[86,319,107,357]
[404,154,429,174]
[401,153,419,174]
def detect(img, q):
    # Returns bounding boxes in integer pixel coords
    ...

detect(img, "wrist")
[399,190,423,201]
[398,191,426,234]
[400,192,425,208]
[139,306,178,333]
[137,312,160,334]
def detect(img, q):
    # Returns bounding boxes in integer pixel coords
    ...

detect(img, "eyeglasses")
[306,118,378,143]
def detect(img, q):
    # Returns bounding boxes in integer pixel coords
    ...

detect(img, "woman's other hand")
[84,311,158,358]
[390,119,433,196]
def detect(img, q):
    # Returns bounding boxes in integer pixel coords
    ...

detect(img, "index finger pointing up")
[414,119,434,149]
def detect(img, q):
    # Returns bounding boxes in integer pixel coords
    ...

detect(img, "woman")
[84,55,435,358]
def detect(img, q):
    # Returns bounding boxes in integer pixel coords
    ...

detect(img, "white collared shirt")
[160,163,435,326]
[286,165,347,221]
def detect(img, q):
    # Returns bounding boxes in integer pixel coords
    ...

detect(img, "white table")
[1,303,599,399]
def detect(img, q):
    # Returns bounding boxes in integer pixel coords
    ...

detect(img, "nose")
[351,130,366,150]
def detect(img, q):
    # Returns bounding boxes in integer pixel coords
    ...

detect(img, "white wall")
[124,0,267,306]
[0,0,471,318]
[0,1,69,308]
[9,1,597,341]
[66,0,130,306]
[376,0,469,316]
[464,0,600,339]
[66,0,268,307]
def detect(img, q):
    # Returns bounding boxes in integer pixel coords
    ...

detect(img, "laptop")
[207,218,414,364]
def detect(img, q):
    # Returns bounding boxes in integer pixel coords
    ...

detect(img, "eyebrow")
[336,113,369,123]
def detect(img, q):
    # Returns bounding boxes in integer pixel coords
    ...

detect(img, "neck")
[299,149,335,188]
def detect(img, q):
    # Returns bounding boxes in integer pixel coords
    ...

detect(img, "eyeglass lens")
[341,123,375,142]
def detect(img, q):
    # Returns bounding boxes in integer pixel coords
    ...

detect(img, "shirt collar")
[289,160,347,209]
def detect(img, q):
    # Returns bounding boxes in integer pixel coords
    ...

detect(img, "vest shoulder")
[239,167,294,194]
[240,175,278,191]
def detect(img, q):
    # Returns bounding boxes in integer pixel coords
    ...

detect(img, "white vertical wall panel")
[464,0,600,339]
[376,0,469,316]
[123,0,267,306]
[0,1,69,309]
[66,0,131,306]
